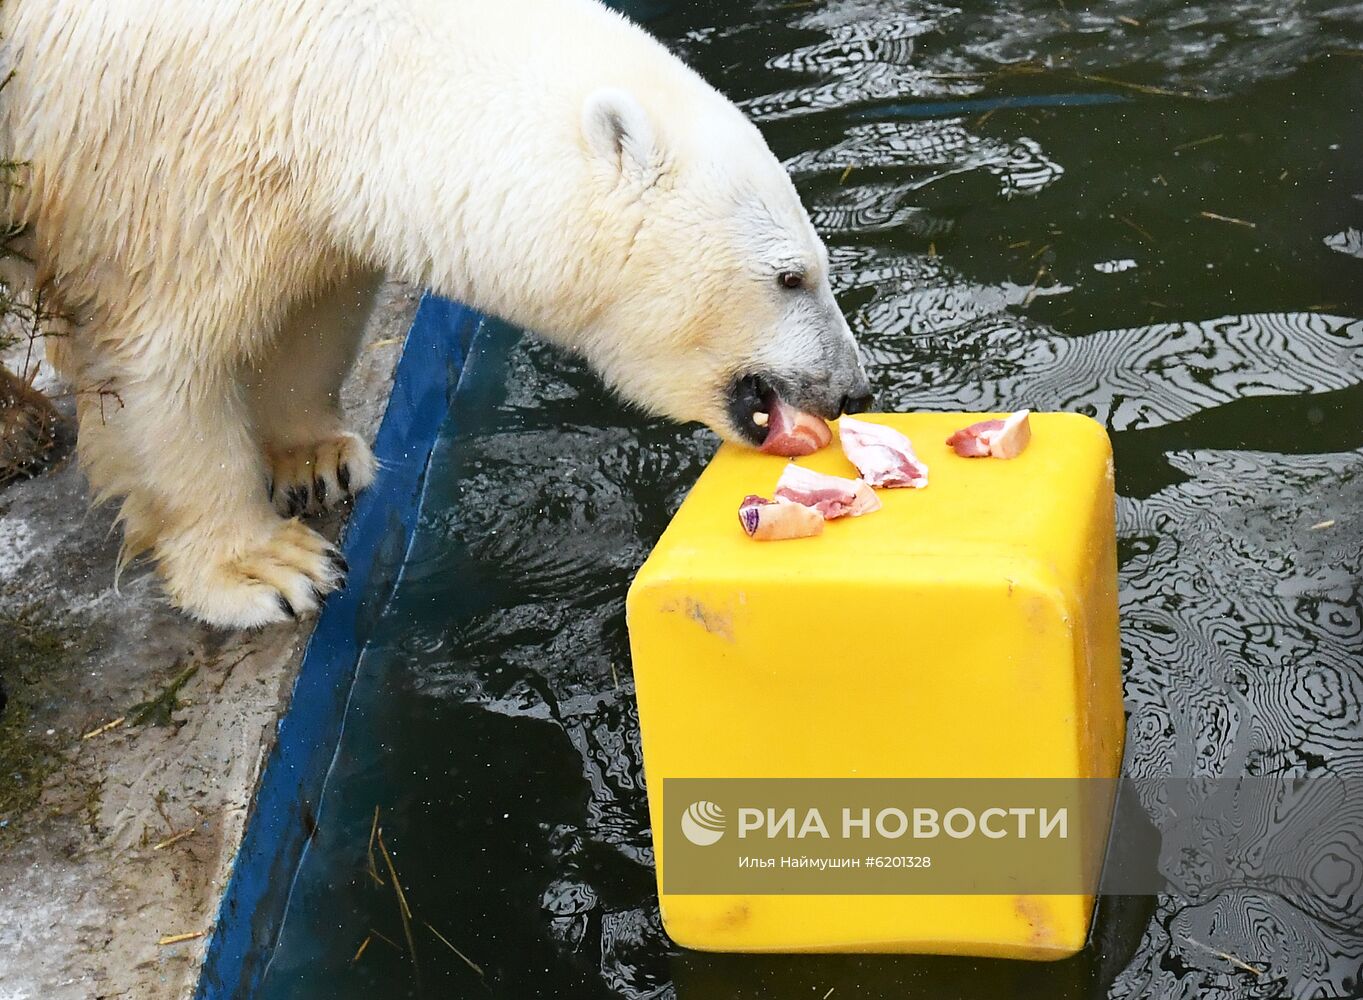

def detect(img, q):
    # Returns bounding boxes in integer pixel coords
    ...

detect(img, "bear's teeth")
[753,412,769,427]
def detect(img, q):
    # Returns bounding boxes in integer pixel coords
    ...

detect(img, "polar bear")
[0,0,871,628]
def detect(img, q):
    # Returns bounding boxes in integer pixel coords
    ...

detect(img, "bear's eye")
[777,270,804,290]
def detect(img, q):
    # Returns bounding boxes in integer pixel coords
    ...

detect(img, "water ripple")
[786,120,1064,197]
[866,306,1363,432]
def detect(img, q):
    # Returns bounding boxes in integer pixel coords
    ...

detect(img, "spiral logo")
[680,800,726,846]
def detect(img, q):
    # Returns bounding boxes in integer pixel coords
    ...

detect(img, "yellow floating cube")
[626,412,1124,959]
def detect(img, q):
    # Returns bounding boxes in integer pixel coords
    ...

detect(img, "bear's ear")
[582,88,655,183]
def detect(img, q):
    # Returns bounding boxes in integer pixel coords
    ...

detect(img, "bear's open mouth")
[727,374,782,447]
[725,373,835,456]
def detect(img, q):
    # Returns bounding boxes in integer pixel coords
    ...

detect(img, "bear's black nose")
[840,391,875,415]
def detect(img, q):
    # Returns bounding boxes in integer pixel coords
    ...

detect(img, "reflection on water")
[259,2,1362,998]
[1326,227,1363,260]
[875,308,1363,430]
[791,121,1067,202]
[1116,447,1363,997]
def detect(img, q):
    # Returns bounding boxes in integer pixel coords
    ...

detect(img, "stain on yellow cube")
[626,412,1124,959]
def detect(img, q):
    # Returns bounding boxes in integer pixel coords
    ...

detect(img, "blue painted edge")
[194,293,484,1000]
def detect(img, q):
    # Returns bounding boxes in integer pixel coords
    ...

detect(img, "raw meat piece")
[774,464,881,519]
[946,410,1032,459]
[838,416,929,488]
[759,398,832,457]
[738,494,825,541]
[947,420,1000,457]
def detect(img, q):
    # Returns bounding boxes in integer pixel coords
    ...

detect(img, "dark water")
[259,3,1363,997]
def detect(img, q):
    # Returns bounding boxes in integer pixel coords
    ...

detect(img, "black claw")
[330,550,349,576]
[314,476,328,506]
[277,594,297,620]
[267,479,275,502]
[337,464,351,494]
[286,486,306,518]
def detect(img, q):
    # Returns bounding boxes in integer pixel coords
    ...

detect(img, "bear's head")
[571,88,873,447]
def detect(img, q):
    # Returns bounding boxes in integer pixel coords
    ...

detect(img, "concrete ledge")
[196,294,483,999]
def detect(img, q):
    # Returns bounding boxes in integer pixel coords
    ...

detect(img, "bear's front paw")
[159,518,348,629]
[267,432,377,517]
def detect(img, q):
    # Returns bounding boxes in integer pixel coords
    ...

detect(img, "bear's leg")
[247,266,383,517]
[0,366,69,485]
[74,336,345,629]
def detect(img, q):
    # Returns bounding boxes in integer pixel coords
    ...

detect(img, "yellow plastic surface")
[626,412,1124,959]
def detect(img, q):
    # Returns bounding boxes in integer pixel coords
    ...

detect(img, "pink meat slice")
[774,464,881,519]
[837,416,929,488]
[738,494,825,541]
[759,397,832,457]
[946,410,1032,459]
[946,419,1001,457]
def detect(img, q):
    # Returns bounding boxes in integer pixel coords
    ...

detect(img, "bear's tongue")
[759,397,832,457]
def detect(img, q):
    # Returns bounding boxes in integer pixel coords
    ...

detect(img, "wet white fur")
[0,0,857,627]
